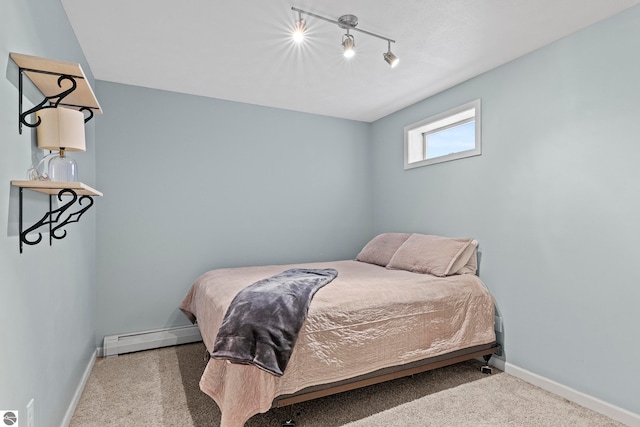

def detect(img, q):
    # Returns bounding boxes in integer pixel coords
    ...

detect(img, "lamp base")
[49,154,78,182]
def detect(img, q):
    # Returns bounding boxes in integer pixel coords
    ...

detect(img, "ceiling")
[61,0,640,122]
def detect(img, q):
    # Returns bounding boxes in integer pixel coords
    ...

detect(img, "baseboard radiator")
[102,325,202,357]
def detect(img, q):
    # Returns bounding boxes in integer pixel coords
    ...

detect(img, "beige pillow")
[356,233,412,267]
[387,234,473,277]
[450,239,478,275]
[455,244,478,275]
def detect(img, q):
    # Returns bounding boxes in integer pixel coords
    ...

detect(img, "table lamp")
[35,107,86,182]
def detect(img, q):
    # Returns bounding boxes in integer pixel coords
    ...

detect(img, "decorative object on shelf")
[290,7,399,67]
[27,153,54,181]
[9,52,102,134]
[10,181,102,253]
[35,107,86,182]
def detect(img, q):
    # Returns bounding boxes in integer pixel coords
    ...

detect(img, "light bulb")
[343,35,355,58]
[292,19,306,43]
[384,51,399,68]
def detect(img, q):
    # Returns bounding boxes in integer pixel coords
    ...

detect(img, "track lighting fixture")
[291,7,399,67]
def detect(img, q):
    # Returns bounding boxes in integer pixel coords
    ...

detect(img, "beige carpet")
[70,342,624,427]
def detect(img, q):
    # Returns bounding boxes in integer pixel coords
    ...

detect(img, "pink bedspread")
[180,260,496,427]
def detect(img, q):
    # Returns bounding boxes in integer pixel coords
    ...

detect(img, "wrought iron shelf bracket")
[11,181,103,253]
[10,52,102,134]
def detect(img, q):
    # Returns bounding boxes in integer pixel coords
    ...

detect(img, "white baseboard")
[60,348,97,427]
[501,361,640,427]
[488,355,505,371]
[102,325,202,357]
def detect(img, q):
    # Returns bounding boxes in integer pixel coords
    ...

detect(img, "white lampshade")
[36,107,86,152]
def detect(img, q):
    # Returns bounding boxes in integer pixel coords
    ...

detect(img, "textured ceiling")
[61,0,640,122]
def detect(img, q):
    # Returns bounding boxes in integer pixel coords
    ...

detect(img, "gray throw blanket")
[211,268,338,376]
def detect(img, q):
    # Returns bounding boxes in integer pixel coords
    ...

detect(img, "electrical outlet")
[26,399,34,427]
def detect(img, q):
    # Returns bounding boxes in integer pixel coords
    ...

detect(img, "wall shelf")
[10,52,102,134]
[11,181,103,253]
[11,180,102,196]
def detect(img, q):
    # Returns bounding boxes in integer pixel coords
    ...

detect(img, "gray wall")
[370,6,640,416]
[0,0,97,425]
[94,81,372,342]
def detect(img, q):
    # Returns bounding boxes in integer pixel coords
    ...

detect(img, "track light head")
[383,50,399,68]
[383,40,399,67]
[292,19,306,42]
[292,12,306,43]
[342,33,355,58]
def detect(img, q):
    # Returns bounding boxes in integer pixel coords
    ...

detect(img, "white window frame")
[404,99,481,170]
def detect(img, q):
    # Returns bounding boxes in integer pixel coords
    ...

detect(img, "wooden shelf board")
[10,52,103,114]
[11,180,103,197]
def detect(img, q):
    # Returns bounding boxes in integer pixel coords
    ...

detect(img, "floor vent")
[102,325,202,357]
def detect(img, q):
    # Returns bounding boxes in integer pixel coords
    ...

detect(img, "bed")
[180,233,498,427]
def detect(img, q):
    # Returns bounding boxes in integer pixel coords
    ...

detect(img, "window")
[404,99,481,169]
